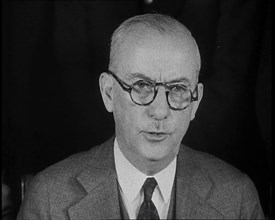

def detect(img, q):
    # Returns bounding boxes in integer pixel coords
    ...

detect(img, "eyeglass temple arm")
[107,70,131,92]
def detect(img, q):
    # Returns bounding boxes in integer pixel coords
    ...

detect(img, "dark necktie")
[137,177,160,220]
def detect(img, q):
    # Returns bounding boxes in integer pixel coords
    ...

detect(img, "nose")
[147,87,170,120]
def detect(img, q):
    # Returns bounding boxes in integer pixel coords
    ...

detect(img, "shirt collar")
[114,138,177,203]
[154,157,176,202]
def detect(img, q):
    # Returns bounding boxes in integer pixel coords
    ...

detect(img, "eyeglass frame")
[107,70,199,111]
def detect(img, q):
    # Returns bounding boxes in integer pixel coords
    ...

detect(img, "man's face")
[101,32,203,165]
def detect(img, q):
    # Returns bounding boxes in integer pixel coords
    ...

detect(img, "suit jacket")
[17,137,264,219]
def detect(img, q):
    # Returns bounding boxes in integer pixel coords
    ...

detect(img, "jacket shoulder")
[17,138,115,220]
[184,146,244,181]
[182,146,264,219]
[38,137,114,181]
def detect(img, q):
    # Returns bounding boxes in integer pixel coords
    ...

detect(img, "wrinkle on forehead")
[114,29,200,83]
[125,72,192,86]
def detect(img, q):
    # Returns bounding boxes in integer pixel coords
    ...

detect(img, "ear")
[99,72,114,112]
[190,83,203,121]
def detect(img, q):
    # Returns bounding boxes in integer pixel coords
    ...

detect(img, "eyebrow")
[126,72,191,85]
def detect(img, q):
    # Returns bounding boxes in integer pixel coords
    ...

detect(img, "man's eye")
[134,81,152,89]
[170,85,187,92]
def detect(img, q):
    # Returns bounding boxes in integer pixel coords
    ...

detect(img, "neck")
[121,146,177,176]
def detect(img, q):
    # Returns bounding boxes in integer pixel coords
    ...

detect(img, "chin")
[140,144,172,162]
[145,154,164,162]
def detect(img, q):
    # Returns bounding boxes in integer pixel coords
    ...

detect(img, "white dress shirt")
[114,138,177,219]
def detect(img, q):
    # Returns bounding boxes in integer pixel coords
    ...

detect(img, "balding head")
[100,14,204,173]
[109,13,201,80]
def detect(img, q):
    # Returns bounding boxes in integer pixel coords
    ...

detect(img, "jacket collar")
[68,137,122,220]
[175,145,224,219]
[68,137,224,219]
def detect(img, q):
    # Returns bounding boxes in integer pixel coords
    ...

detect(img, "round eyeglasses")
[107,70,198,111]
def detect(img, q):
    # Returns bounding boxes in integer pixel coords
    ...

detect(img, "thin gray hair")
[109,13,201,79]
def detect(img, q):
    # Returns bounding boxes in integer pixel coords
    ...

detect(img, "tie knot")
[142,178,157,201]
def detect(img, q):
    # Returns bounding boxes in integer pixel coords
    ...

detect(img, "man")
[17,13,264,219]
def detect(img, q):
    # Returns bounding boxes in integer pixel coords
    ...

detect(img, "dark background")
[2,0,271,217]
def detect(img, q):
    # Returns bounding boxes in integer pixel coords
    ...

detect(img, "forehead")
[116,31,199,84]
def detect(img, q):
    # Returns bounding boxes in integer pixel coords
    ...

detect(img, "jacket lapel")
[175,145,224,219]
[67,139,224,219]
[68,137,121,220]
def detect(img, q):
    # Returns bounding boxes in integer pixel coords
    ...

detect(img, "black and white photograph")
[2,1,271,219]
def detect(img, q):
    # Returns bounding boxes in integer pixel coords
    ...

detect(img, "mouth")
[142,131,169,142]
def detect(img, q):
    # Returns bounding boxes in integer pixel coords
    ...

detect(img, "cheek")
[173,110,192,139]
[113,89,139,134]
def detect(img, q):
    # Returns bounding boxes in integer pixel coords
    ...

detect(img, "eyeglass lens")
[130,81,192,110]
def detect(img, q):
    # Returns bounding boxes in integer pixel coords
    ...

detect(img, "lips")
[142,131,169,142]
